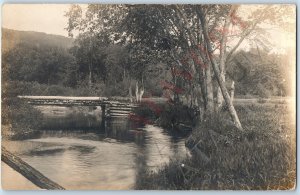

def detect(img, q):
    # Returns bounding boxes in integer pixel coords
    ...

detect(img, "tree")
[70,33,109,88]
[3,42,77,86]
[65,4,294,130]
[65,4,242,127]
[228,49,289,97]
[215,5,295,109]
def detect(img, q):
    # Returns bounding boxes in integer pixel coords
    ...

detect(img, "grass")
[136,103,296,190]
[2,97,43,140]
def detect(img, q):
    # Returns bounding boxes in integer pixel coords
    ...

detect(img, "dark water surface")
[3,106,189,190]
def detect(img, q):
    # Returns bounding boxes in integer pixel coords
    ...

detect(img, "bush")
[2,81,43,137]
[157,103,197,129]
[257,84,271,98]
[103,80,129,97]
[4,98,42,133]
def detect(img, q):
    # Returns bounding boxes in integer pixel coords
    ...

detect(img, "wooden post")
[100,104,106,129]
[2,147,65,190]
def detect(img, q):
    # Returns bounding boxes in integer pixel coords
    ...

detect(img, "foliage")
[2,80,107,97]
[2,95,42,134]
[157,103,197,129]
[65,4,294,130]
[228,49,289,97]
[69,33,108,84]
[3,42,77,87]
[1,5,295,132]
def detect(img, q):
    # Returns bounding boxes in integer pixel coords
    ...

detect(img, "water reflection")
[3,105,189,190]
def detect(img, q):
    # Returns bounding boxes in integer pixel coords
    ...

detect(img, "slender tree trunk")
[216,77,224,109]
[197,69,206,122]
[139,86,144,102]
[129,85,133,103]
[88,65,92,89]
[199,10,243,131]
[135,81,139,102]
[216,6,237,110]
[230,81,235,103]
[205,64,214,115]
[88,36,93,90]
[198,69,207,110]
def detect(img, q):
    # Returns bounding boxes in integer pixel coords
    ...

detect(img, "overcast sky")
[2,4,296,54]
[2,4,71,36]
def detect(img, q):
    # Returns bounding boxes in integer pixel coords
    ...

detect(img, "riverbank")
[136,103,296,190]
[2,124,41,141]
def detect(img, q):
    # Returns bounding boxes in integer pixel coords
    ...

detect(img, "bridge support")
[100,104,106,129]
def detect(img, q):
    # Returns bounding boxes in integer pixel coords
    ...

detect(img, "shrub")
[103,80,129,97]
[157,103,196,129]
[2,81,43,136]
[5,98,43,133]
[257,84,271,98]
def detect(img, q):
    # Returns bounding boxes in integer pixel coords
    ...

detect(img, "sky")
[2,4,72,37]
[1,4,296,53]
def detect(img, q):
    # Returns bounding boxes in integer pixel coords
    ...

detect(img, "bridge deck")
[18,96,139,118]
[18,96,133,106]
[18,96,108,101]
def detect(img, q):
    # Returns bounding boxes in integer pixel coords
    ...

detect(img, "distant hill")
[2,28,74,52]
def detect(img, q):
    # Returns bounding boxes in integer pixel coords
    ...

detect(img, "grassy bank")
[2,97,43,140]
[136,103,296,190]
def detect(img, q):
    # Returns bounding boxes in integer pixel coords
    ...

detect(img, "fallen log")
[2,147,65,190]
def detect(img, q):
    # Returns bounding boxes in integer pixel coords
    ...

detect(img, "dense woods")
[2,32,291,97]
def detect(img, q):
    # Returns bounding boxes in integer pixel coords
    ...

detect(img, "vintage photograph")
[1,4,296,190]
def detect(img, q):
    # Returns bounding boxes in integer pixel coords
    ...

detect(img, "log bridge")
[5,96,141,189]
[18,96,139,118]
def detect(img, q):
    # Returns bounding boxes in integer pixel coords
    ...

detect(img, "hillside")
[2,28,74,52]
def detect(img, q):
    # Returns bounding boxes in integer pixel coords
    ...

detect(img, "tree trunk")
[197,71,206,122]
[129,85,133,103]
[216,75,225,109]
[216,6,237,110]
[205,64,214,115]
[135,81,139,102]
[230,81,235,103]
[198,68,207,107]
[173,6,205,109]
[2,147,65,190]
[199,10,243,131]
[139,85,144,102]
[88,65,92,89]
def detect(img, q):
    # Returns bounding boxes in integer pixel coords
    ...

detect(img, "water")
[2,106,190,190]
